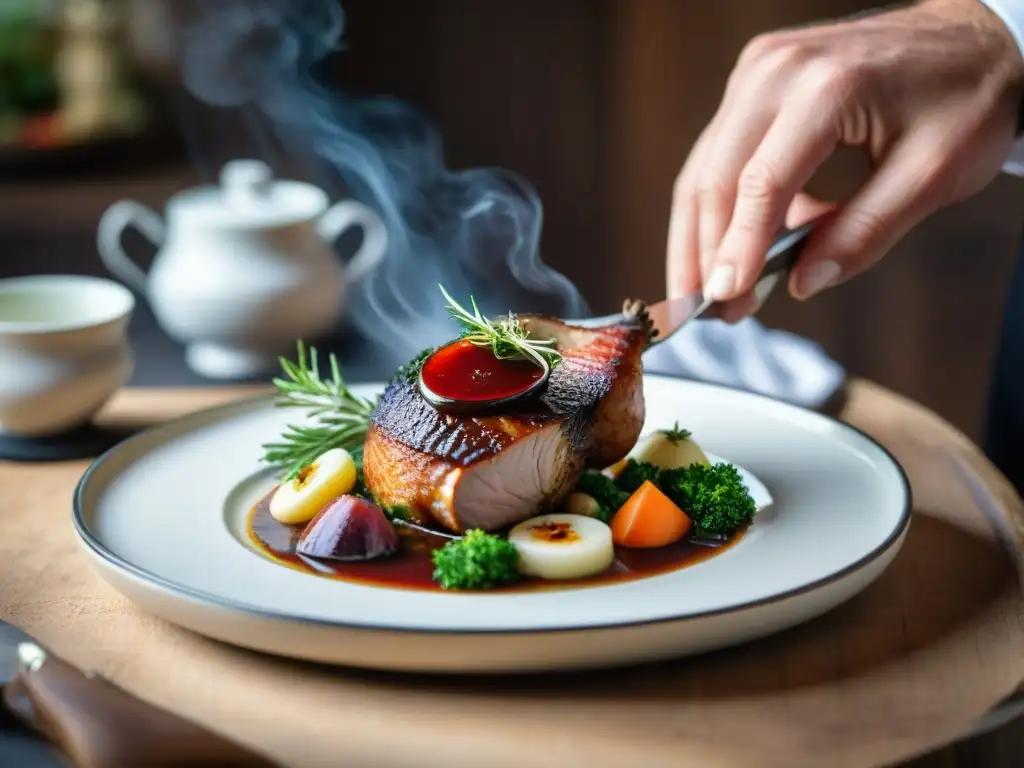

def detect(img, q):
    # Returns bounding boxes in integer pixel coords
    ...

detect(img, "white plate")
[74,375,910,673]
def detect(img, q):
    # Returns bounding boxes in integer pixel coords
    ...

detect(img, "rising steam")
[178,0,588,368]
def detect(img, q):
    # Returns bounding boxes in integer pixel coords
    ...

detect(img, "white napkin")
[642,316,846,410]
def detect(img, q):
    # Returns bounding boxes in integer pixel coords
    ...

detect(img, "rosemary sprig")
[261,341,378,480]
[439,284,560,369]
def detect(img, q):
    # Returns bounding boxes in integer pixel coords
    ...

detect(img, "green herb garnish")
[658,422,692,443]
[431,529,521,590]
[439,284,561,370]
[261,341,378,481]
[395,347,435,385]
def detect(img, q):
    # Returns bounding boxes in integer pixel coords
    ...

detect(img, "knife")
[567,217,818,345]
[0,620,277,768]
[420,218,818,413]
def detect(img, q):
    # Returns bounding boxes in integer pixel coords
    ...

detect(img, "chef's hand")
[667,0,1024,320]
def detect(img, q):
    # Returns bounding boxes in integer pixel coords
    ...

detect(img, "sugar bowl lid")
[166,159,330,229]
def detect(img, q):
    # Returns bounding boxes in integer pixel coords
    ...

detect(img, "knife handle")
[2,649,277,768]
[759,218,817,281]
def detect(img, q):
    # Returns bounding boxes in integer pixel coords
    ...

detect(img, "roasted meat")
[362,302,652,533]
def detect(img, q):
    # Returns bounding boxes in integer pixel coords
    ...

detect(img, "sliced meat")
[363,302,652,533]
[363,421,579,532]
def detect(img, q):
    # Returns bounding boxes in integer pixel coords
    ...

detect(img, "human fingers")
[712,193,837,323]
[669,32,796,299]
[694,37,804,284]
[788,135,947,299]
[703,86,843,304]
[667,125,716,298]
[695,106,776,284]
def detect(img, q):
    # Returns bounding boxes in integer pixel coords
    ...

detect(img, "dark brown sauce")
[419,339,545,402]
[247,489,746,592]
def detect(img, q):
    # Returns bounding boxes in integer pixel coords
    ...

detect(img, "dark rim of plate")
[71,375,913,636]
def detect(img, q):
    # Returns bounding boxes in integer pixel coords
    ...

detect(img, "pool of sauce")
[247,489,746,592]
[419,339,545,402]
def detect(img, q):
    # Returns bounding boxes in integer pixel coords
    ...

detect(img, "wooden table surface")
[1,382,1023,767]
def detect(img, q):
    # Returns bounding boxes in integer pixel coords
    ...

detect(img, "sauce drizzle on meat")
[419,339,545,403]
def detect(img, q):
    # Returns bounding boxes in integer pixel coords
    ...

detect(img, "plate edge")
[72,381,914,636]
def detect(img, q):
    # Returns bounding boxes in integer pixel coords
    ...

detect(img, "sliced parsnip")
[508,513,614,580]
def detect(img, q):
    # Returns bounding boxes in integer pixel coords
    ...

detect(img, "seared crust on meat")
[363,306,650,533]
[369,377,559,467]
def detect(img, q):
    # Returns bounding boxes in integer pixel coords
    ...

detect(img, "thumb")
[788,139,946,300]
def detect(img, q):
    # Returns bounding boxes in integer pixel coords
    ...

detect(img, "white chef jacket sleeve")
[980,0,1024,175]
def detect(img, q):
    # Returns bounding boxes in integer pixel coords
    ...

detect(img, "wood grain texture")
[0,384,1021,767]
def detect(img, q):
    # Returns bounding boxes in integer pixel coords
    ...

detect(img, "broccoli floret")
[659,462,756,535]
[575,469,630,522]
[431,529,521,590]
[351,466,370,499]
[379,502,411,521]
[615,459,662,494]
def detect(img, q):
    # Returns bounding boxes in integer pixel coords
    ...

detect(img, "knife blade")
[566,217,818,345]
[0,619,278,768]
[647,218,817,345]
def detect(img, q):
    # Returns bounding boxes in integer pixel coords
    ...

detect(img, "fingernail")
[795,259,841,299]
[704,264,735,301]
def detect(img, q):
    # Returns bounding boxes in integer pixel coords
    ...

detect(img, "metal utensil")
[564,218,816,344]
[418,219,816,412]
[0,620,277,767]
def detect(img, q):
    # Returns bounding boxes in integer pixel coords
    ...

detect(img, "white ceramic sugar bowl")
[97,160,387,379]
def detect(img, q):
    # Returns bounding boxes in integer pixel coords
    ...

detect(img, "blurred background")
[1,0,1022,442]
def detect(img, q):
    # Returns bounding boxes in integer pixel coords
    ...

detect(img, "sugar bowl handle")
[316,199,388,284]
[97,201,166,293]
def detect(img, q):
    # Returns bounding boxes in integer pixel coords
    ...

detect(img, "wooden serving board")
[0,381,1023,768]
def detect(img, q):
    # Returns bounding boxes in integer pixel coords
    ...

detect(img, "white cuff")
[980,0,1024,175]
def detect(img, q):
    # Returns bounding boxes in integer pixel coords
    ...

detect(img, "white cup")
[0,275,135,437]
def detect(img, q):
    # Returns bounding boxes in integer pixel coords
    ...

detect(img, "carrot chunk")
[610,480,692,548]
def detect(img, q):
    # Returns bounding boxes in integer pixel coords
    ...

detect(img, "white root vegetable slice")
[508,513,614,580]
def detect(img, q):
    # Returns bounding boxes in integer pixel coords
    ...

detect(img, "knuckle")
[803,58,859,102]
[757,41,802,77]
[731,35,804,99]
[842,207,888,254]
[696,176,731,207]
[737,159,783,205]
[739,33,789,68]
